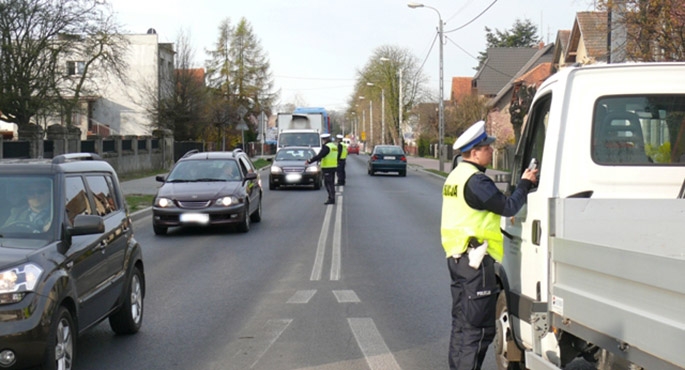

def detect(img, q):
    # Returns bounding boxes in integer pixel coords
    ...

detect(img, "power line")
[444,0,498,34]
[445,36,515,79]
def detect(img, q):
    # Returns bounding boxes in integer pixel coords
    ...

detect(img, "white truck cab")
[496,63,685,370]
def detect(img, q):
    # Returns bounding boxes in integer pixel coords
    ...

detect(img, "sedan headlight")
[271,166,283,174]
[0,263,43,305]
[305,166,319,173]
[216,196,240,207]
[155,197,175,208]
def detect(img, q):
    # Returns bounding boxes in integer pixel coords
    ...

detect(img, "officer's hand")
[522,168,538,184]
[304,160,309,165]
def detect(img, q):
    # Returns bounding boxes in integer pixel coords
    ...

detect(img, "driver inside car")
[3,181,52,232]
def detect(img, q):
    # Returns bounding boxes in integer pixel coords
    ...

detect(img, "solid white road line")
[330,194,343,280]
[310,205,333,281]
[287,290,317,304]
[348,318,402,370]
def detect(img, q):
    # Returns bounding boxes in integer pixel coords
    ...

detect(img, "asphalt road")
[77,154,498,370]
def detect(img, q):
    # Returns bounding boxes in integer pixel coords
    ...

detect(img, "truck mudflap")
[548,198,685,369]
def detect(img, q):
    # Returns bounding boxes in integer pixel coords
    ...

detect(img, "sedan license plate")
[180,213,209,224]
[285,173,302,182]
[385,156,396,160]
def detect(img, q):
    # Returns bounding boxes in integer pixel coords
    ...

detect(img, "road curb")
[130,207,152,222]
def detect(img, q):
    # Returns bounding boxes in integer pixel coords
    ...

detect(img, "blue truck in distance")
[292,107,331,134]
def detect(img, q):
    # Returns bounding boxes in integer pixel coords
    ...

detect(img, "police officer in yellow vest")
[336,134,348,186]
[442,120,537,370]
[306,133,338,205]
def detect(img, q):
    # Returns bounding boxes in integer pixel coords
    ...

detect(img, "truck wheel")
[495,290,524,370]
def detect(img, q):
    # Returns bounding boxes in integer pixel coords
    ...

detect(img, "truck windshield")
[592,95,685,165]
[279,133,321,148]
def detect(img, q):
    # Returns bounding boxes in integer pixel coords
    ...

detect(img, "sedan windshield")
[167,159,241,182]
[275,149,315,161]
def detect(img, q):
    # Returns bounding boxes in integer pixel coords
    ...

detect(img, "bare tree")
[352,45,428,147]
[599,0,685,62]
[54,6,129,128]
[149,28,208,140]
[0,0,120,129]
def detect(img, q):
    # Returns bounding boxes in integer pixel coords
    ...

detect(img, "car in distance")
[368,145,407,177]
[269,147,321,190]
[347,143,360,155]
[152,149,262,235]
[0,153,145,370]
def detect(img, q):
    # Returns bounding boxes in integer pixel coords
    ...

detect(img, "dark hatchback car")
[152,149,262,235]
[268,147,321,190]
[0,153,145,370]
[368,145,407,176]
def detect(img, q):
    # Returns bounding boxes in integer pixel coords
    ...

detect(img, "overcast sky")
[112,0,595,111]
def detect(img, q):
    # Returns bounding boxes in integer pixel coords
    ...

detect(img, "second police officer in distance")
[336,134,348,186]
[305,133,338,205]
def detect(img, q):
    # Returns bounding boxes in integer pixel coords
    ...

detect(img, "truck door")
[501,93,551,348]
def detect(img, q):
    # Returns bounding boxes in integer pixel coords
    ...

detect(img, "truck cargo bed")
[549,198,685,369]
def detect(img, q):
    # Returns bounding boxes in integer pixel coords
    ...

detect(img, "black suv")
[152,149,263,235]
[0,153,145,370]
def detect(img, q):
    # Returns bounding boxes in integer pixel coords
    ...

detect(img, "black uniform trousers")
[336,159,346,185]
[322,167,336,203]
[447,252,499,370]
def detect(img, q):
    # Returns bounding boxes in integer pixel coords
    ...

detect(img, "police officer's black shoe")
[324,200,335,205]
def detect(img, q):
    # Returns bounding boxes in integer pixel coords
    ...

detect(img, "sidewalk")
[120,175,162,196]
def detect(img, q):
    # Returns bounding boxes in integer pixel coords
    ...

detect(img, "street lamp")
[367,82,385,145]
[380,57,403,148]
[409,2,445,172]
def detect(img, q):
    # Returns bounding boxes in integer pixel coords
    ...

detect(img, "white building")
[56,30,174,139]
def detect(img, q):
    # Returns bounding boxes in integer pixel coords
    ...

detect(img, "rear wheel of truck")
[495,290,524,370]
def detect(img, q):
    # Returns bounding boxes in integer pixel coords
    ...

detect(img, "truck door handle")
[532,220,541,246]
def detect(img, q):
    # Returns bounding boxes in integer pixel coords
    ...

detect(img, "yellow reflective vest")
[321,142,338,169]
[440,162,504,262]
[339,143,348,159]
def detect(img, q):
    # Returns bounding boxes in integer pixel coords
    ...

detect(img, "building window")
[67,61,85,76]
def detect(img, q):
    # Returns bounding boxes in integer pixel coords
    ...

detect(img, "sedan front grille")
[177,200,212,209]
[283,167,305,173]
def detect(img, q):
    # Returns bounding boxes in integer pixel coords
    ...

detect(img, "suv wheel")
[44,306,75,370]
[250,196,262,223]
[237,201,251,233]
[153,224,167,235]
[109,267,144,334]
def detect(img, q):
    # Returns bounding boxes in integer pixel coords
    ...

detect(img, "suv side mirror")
[155,175,166,182]
[244,172,258,181]
[69,214,105,236]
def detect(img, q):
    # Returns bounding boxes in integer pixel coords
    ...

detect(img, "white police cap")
[336,134,343,139]
[452,120,496,152]
[320,133,331,139]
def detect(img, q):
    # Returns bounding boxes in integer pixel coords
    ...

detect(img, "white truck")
[494,63,685,370]
[276,112,326,154]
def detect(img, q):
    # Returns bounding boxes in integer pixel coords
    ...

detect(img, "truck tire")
[495,290,524,370]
